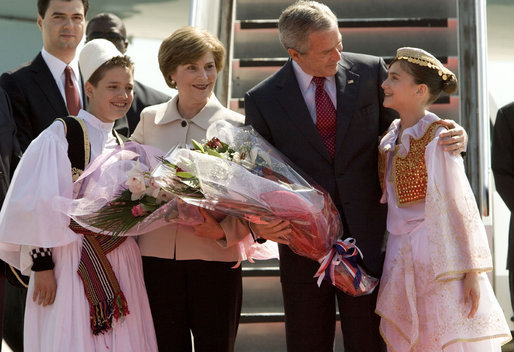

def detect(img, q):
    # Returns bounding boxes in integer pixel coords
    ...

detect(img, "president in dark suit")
[0,1,89,350]
[492,102,514,319]
[86,12,171,137]
[245,2,466,351]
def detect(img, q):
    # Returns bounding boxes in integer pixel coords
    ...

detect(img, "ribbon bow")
[314,238,363,289]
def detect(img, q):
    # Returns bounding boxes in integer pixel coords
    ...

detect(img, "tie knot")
[312,76,325,88]
[64,65,72,77]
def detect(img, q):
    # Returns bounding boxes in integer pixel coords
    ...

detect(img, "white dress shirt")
[41,47,84,109]
[292,60,337,124]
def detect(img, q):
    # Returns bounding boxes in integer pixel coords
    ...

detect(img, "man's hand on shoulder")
[438,119,468,156]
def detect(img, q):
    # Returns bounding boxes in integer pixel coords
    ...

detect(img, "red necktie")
[312,76,337,157]
[64,66,80,116]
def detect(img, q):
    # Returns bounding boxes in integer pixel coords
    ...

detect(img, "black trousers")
[282,280,383,352]
[2,280,26,352]
[142,257,242,352]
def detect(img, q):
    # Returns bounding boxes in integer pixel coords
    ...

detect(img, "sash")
[71,221,129,335]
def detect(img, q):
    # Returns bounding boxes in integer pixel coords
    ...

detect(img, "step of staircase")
[236,0,456,20]
[233,19,458,59]
[241,259,283,324]
[235,321,345,352]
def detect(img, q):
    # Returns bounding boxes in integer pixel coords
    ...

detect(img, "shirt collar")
[156,93,223,131]
[291,60,335,93]
[41,47,81,83]
[77,109,115,133]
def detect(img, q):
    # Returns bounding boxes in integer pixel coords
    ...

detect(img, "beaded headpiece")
[394,47,455,81]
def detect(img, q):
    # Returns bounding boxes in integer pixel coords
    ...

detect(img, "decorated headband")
[394,47,455,81]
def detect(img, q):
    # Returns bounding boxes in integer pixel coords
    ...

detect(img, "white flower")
[143,177,161,198]
[232,151,241,162]
[249,146,272,166]
[125,162,147,200]
[156,190,174,204]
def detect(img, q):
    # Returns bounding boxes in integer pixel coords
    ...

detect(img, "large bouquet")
[59,121,378,296]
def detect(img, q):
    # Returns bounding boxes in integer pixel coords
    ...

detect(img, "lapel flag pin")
[347,79,354,84]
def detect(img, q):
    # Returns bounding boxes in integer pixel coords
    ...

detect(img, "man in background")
[0,87,21,352]
[492,102,514,322]
[86,13,172,137]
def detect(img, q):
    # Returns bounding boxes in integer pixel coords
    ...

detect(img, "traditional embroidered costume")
[376,112,511,351]
[0,110,157,351]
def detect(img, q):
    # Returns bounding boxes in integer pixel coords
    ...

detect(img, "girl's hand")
[33,269,57,307]
[463,271,480,318]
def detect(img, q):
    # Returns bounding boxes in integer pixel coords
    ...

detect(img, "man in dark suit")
[86,13,172,137]
[0,1,89,349]
[0,88,20,209]
[492,102,514,320]
[245,2,466,351]
[0,87,21,352]
[0,0,88,152]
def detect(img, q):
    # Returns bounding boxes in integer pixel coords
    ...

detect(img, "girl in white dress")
[0,39,157,351]
[375,47,511,351]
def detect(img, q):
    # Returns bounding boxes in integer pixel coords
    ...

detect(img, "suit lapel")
[30,53,69,117]
[276,60,332,161]
[335,58,360,157]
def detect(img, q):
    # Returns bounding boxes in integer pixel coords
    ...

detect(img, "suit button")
[181,120,187,127]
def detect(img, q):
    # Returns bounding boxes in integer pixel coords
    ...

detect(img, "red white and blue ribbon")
[314,238,363,289]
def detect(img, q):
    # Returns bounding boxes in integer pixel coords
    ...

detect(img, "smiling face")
[170,51,217,108]
[37,0,85,63]
[289,25,342,77]
[85,66,134,123]
[381,61,425,113]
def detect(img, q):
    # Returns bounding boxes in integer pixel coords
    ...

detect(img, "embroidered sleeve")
[425,133,492,281]
[30,247,55,271]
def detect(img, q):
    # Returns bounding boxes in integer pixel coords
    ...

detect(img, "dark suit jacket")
[245,53,396,281]
[0,52,86,152]
[0,87,20,209]
[492,102,514,270]
[114,80,170,138]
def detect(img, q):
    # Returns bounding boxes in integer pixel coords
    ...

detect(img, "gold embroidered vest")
[380,120,447,207]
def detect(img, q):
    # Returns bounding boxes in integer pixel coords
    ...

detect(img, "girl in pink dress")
[0,39,157,352]
[375,47,511,351]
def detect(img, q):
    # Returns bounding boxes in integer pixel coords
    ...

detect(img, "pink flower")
[131,204,147,217]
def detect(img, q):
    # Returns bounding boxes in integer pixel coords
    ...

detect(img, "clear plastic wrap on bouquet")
[54,141,279,264]
[151,120,378,296]
[53,142,205,236]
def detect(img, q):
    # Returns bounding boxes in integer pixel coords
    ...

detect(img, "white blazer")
[131,94,250,261]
